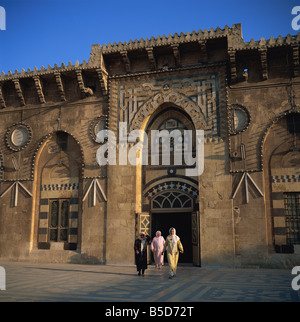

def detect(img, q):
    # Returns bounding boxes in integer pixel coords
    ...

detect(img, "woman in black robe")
[134,232,151,276]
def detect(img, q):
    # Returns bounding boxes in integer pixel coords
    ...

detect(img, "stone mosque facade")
[0,23,299,268]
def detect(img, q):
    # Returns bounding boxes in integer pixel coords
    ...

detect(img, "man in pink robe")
[151,231,165,269]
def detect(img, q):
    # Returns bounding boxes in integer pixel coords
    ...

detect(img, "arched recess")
[263,111,300,254]
[30,131,83,252]
[135,102,200,214]
[135,102,202,265]
[130,91,208,132]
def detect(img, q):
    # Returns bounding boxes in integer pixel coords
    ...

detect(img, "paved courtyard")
[0,260,299,302]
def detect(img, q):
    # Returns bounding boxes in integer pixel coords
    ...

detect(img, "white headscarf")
[169,227,180,253]
[155,231,164,248]
[139,232,147,252]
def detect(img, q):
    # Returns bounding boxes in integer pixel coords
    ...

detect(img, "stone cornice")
[0,61,101,82]
[100,24,243,54]
[1,23,299,83]
[0,62,108,107]
[232,33,300,51]
[1,23,300,91]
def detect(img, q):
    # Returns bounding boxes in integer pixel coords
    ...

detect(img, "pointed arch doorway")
[135,103,202,266]
[137,182,201,266]
[150,190,197,264]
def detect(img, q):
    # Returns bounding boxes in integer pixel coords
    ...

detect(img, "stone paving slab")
[0,261,299,302]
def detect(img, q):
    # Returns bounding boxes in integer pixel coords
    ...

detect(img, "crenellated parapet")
[1,23,300,109]
[0,58,108,108]
[100,24,243,54]
[89,24,243,76]
[233,33,300,50]
[1,60,89,80]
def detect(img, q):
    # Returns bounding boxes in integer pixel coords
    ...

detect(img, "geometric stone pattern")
[41,183,79,191]
[145,181,198,200]
[118,73,219,134]
[272,175,300,183]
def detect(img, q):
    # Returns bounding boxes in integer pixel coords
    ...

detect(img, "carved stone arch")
[41,150,79,183]
[260,108,300,170]
[142,176,200,264]
[143,177,199,201]
[130,90,208,131]
[262,109,300,253]
[147,106,195,132]
[31,129,85,179]
[30,130,84,252]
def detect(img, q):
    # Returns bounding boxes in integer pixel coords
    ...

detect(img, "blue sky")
[0,0,299,73]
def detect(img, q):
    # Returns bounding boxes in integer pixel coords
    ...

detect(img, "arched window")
[263,112,300,253]
[146,107,196,166]
[151,191,193,212]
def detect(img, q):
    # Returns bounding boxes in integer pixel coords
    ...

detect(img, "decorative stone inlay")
[144,180,198,200]
[5,122,32,151]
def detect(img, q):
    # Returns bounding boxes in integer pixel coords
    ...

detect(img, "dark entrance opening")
[151,212,193,263]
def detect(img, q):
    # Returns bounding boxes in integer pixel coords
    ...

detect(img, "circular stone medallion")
[6,123,32,151]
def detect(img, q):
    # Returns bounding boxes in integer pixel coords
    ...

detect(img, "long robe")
[151,236,165,266]
[134,235,150,272]
[163,235,183,276]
